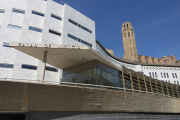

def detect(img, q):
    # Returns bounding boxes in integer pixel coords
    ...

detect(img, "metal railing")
[0,78,179,99]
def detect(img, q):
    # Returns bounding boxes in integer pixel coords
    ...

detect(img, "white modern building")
[0,0,179,85]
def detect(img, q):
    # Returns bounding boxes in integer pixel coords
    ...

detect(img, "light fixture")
[79,57,82,60]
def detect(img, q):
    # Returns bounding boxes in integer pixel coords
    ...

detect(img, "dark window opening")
[3,42,10,47]
[46,66,58,72]
[22,64,37,70]
[127,24,128,28]
[0,63,14,68]
[29,26,42,32]
[32,10,44,17]
[49,29,61,36]
[12,8,25,14]
[164,73,166,78]
[172,73,174,78]
[0,9,5,13]
[128,32,130,37]
[175,73,177,78]
[68,19,92,33]
[51,13,62,20]
[166,73,169,78]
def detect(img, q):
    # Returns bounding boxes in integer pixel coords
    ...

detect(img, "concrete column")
[165,82,169,96]
[160,81,164,95]
[136,73,141,93]
[41,51,47,83]
[143,73,148,94]
[129,69,134,92]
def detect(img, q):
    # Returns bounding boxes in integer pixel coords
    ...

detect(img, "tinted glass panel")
[49,29,61,36]
[68,19,78,26]
[68,19,92,33]
[12,9,25,14]
[3,42,10,47]
[81,40,89,46]
[68,34,77,41]
[0,9,5,13]
[8,24,22,30]
[29,26,42,32]
[51,14,62,20]
[46,66,58,72]
[22,64,37,70]
[175,73,177,78]
[0,64,14,68]
[32,11,44,17]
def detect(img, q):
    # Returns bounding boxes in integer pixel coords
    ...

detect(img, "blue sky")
[55,0,180,60]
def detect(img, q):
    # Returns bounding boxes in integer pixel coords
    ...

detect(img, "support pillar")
[121,66,126,91]
[137,73,141,93]
[41,51,47,83]
[130,69,134,92]
[165,82,169,96]
[155,79,158,94]
[171,84,175,97]
[149,77,153,93]
[160,81,164,95]
[143,73,148,94]
[176,85,179,98]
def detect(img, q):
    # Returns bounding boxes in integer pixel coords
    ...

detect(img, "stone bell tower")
[122,22,138,61]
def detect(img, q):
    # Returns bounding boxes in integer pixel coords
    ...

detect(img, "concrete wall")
[0,80,180,113]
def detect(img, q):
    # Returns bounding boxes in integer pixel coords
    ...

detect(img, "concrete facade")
[1,80,180,113]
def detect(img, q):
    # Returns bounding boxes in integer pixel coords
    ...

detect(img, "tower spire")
[122,22,138,61]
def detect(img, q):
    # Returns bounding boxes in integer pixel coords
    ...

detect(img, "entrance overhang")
[9,42,120,70]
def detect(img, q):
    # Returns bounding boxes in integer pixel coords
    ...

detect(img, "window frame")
[51,13,62,21]
[0,9,5,13]
[0,63,14,68]
[8,24,22,30]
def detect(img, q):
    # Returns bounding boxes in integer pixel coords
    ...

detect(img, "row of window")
[149,72,157,78]
[149,72,178,78]
[7,24,61,36]
[68,34,92,47]
[164,80,180,85]
[0,8,62,21]
[69,19,92,33]
[0,63,58,72]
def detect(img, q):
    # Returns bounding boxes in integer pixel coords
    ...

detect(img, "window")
[174,81,176,84]
[49,29,61,36]
[8,24,22,30]
[168,80,170,83]
[128,32,130,37]
[67,34,92,47]
[161,72,163,78]
[68,19,92,33]
[32,10,44,17]
[166,73,169,78]
[152,72,154,77]
[127,24,128,28]
[124,33,126,38]
[124,25,125,28]
[68,34,77,41]
[46,66,58,72]
[0,9,5,13]
[177,81,179,85]
[165,80,167,82]
[51,14,62,20]
[155,72,157,77]
[22,64,37,70]
[175,73,177,78]
[172,73,174,78]
[149,72,151,77]
[29,26,42,32]
[3,42,10,47]
[0,63,14,68]
[12,8,25,14]
[164,73,166,78]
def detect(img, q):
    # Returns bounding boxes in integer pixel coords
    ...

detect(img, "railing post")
[121,66,126,91]
[160,81,164,95]
[143,73,148,94]
[176,84,179,98]
[129,69,134,92]
[171,84,175,97]
[165,82,169,97]
[155,79,158,94]
[149,77,153,93]
[137,73,141,93]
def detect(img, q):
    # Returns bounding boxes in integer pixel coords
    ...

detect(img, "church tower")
[122,22,138,61]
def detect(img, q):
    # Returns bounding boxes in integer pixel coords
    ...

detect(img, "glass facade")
[61,60,180,98]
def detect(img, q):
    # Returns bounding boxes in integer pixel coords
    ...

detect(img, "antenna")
[60,1,64,5]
